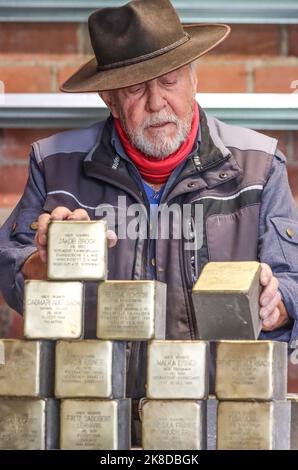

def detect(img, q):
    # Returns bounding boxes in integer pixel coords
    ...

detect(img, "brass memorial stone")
[60,398,131,450]
[216,341,287,400]
[0,398,59,449]
[48,220,107,280]
[217,401,291,450]
[24,280,84,339]
[142,400,207,450]
[288,394,298,450]
[97,281,167,340]
[55,340,126,398]
[146,340,209,399]
[0,339,55,397]
[192,262,262,340]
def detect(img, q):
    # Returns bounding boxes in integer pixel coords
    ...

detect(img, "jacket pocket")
[206,205,260,261]
[270,217,298,271]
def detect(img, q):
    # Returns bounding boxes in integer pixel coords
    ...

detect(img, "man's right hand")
[22,206,118,280]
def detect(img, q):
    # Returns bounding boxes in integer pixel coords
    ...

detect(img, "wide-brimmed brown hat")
[61,0,230,92]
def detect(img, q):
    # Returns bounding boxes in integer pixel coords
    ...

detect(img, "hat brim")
[60,24,230,92]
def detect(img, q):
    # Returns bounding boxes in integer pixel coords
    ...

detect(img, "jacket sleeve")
[0,152,46,314]
[258,150,298,346]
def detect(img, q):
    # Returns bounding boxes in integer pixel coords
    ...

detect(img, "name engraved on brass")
[216,341,287,400]
[147,341,209,399]
[24,281,83,339]
[0,398,59,450]
[48,220,107,280]
[217,401,291,450]
[142,400,206,450]
[97,281,166,340]
[55,340,125,398]
[60,399,131,450]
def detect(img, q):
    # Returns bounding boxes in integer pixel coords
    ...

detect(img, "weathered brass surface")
[216,340,287,400]
[97,281,166,340]
[0,339,54,397]
[142,400,207,450]
[55,340,126,398]
[146,340,209,399]
[217,401,291,450]
[48,220,107,280]
[192,262,262,340]
[60,398,131,450]
[24,280,84,339]
[0,398,59,449]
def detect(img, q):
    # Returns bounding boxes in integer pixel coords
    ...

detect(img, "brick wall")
[0,22,297,337]
[0,22,297,210]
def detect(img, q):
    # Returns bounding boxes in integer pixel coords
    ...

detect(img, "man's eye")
[128,86,144,94]
[162,79,177,86]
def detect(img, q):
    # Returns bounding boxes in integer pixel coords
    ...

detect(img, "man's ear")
[98,91,120,119]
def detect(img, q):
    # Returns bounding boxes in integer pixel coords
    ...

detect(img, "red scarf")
[114,103,199,184]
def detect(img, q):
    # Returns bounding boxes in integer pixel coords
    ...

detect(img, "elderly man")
[0,0,297,391]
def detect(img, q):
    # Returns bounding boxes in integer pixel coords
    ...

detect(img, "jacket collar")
[83,105,242,199]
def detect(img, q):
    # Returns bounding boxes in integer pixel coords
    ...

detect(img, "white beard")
[120,106,194,160]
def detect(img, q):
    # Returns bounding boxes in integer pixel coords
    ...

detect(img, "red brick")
[0,53,91,65]
[7,311,24,339]
[254,67,298,93]
[289,25,298,57]
[0,66,52,92]
[0,23,79,54]
[209,25,279,56]
[196,64,247,92]
[0,129,62,160]
[0,166,28,193]
[58,66,81,89]
[0,193,21,208]
[287,165,298,200]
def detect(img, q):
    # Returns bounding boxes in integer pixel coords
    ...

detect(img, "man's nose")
[146,83,166,113]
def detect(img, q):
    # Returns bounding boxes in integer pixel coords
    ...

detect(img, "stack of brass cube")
[0,339,58,449]
[287,394,298,450]
[215,341,291,450]
[192,261,292,450]
[141,340,210,450]
[0,221,130,449]
[0,220,169,449]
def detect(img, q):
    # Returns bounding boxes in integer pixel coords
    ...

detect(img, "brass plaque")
[146,340,209,399]
[192,262,262,340]
[288,394,298,450]
[217,401,291,450]
[216,340,287,400]
[0,398,59,449]
[48,220,107,280]
[60,398,131,450]
[0,339,54,397]
[142,400,206,450]
[24,280,84,339]
[55,340,126,398]
[97,281,166,340]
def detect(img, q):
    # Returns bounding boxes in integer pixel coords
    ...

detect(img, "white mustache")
[142,112,179,129]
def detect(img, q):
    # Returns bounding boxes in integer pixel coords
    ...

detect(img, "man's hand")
[260,263,290,331]
[22,206,118,280]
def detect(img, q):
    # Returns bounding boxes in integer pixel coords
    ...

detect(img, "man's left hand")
[260,263,290,331]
